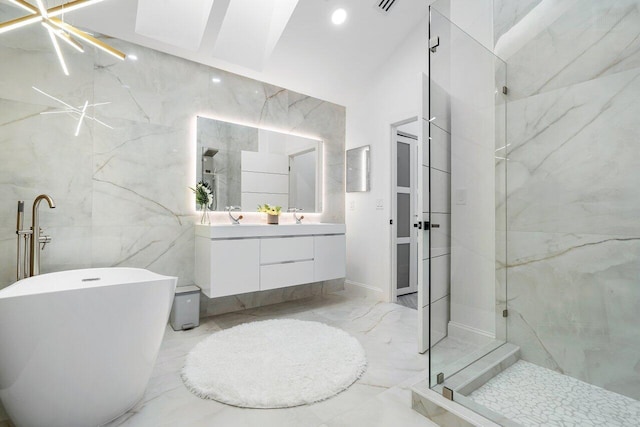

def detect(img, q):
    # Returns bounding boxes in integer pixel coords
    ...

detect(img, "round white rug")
[181,319,367,408]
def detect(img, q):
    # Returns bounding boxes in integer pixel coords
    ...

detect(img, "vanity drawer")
[260,236,314,264]
[260,260,315,291]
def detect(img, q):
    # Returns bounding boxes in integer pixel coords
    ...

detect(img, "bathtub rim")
[0,267,177,299]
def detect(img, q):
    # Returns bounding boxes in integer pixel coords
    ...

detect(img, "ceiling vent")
[376,0,397,13]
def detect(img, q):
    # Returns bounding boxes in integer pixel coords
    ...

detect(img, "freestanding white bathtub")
[0,268,177,427]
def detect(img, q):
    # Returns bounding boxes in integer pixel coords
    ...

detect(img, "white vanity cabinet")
[195,237,260,298]
[314,235,346,282]
[195,224,346,298]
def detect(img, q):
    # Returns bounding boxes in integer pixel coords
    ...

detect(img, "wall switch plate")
[455,189,467,205]
[349,200,355,211]
[376,199,384,210]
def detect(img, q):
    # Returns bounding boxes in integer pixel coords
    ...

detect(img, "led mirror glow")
[196,116,323,212]
[331,8,347,25]
[346,145,370,192]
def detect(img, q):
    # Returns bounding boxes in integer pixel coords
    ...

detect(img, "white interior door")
[395,133,418,297]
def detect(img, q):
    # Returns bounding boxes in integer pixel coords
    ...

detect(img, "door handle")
[431,224,440,228]
[413,223,422,230]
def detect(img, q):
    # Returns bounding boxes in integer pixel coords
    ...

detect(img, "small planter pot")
[267,214,279,225]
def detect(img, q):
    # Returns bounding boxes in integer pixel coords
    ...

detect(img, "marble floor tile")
[324,388,436,427]
[104,292,437,427]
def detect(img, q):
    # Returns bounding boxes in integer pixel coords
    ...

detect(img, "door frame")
[389,116,420,303]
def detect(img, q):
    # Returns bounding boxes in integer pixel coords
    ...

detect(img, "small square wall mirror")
[346,145,370,192]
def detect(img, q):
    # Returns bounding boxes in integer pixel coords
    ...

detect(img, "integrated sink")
[195,223,346,239]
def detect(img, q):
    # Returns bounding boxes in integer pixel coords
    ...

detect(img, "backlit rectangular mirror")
[196,116,323,212]
[346,145,370,192]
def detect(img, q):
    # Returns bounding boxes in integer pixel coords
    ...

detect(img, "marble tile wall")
[495,0,640,400]
[0,22,346,313]
[493,0,542,44]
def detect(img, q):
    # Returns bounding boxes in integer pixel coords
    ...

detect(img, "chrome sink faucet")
[288,207,304,224]
[226,206,243,225]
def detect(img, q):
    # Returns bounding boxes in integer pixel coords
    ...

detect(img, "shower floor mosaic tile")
[468,360,640,426]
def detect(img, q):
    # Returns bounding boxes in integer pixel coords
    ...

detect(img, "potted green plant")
[257,204,282,225]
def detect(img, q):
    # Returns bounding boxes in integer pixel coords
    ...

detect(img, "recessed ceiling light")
[129,54,138,60]
[212,77,221,83]
[331,8,347,25]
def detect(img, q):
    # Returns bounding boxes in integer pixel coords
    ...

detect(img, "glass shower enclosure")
[425,0,507,388]
[424,0,640,425]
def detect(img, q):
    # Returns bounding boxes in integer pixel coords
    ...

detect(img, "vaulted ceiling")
[53,0,431,105]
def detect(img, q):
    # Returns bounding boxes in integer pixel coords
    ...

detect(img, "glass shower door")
[426,3,507,390]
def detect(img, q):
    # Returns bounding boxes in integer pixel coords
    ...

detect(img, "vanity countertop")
[195,223,346,239]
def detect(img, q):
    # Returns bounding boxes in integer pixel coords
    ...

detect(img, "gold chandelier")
[0,0,125,75]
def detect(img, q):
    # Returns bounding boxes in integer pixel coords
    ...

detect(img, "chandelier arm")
[7,0,38,14]
[47,27,69,75]
[32,87,76,109]
[34,0,48,17]
[85,102,111,107]
[47,0,106,18]
[0,14,42,35]
[75,100,89,136]
[40,110,78,115]
[49,17,125,60]
[43,20,84,52]
[58,31,84,52]
[0,0,108,35]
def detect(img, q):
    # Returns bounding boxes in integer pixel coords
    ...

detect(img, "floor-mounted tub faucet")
[226,206,243,225]
[29,194,55,277]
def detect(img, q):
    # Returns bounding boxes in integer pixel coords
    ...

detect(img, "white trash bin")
[170,285,201,331]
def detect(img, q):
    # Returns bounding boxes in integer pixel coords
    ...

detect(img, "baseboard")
[343,280,384,300]
[448,321,495,347]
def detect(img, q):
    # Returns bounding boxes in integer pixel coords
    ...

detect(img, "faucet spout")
[36,194,56,209]
[226,206,243,225]
[30,194,55,277]
[288,207,304,224]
